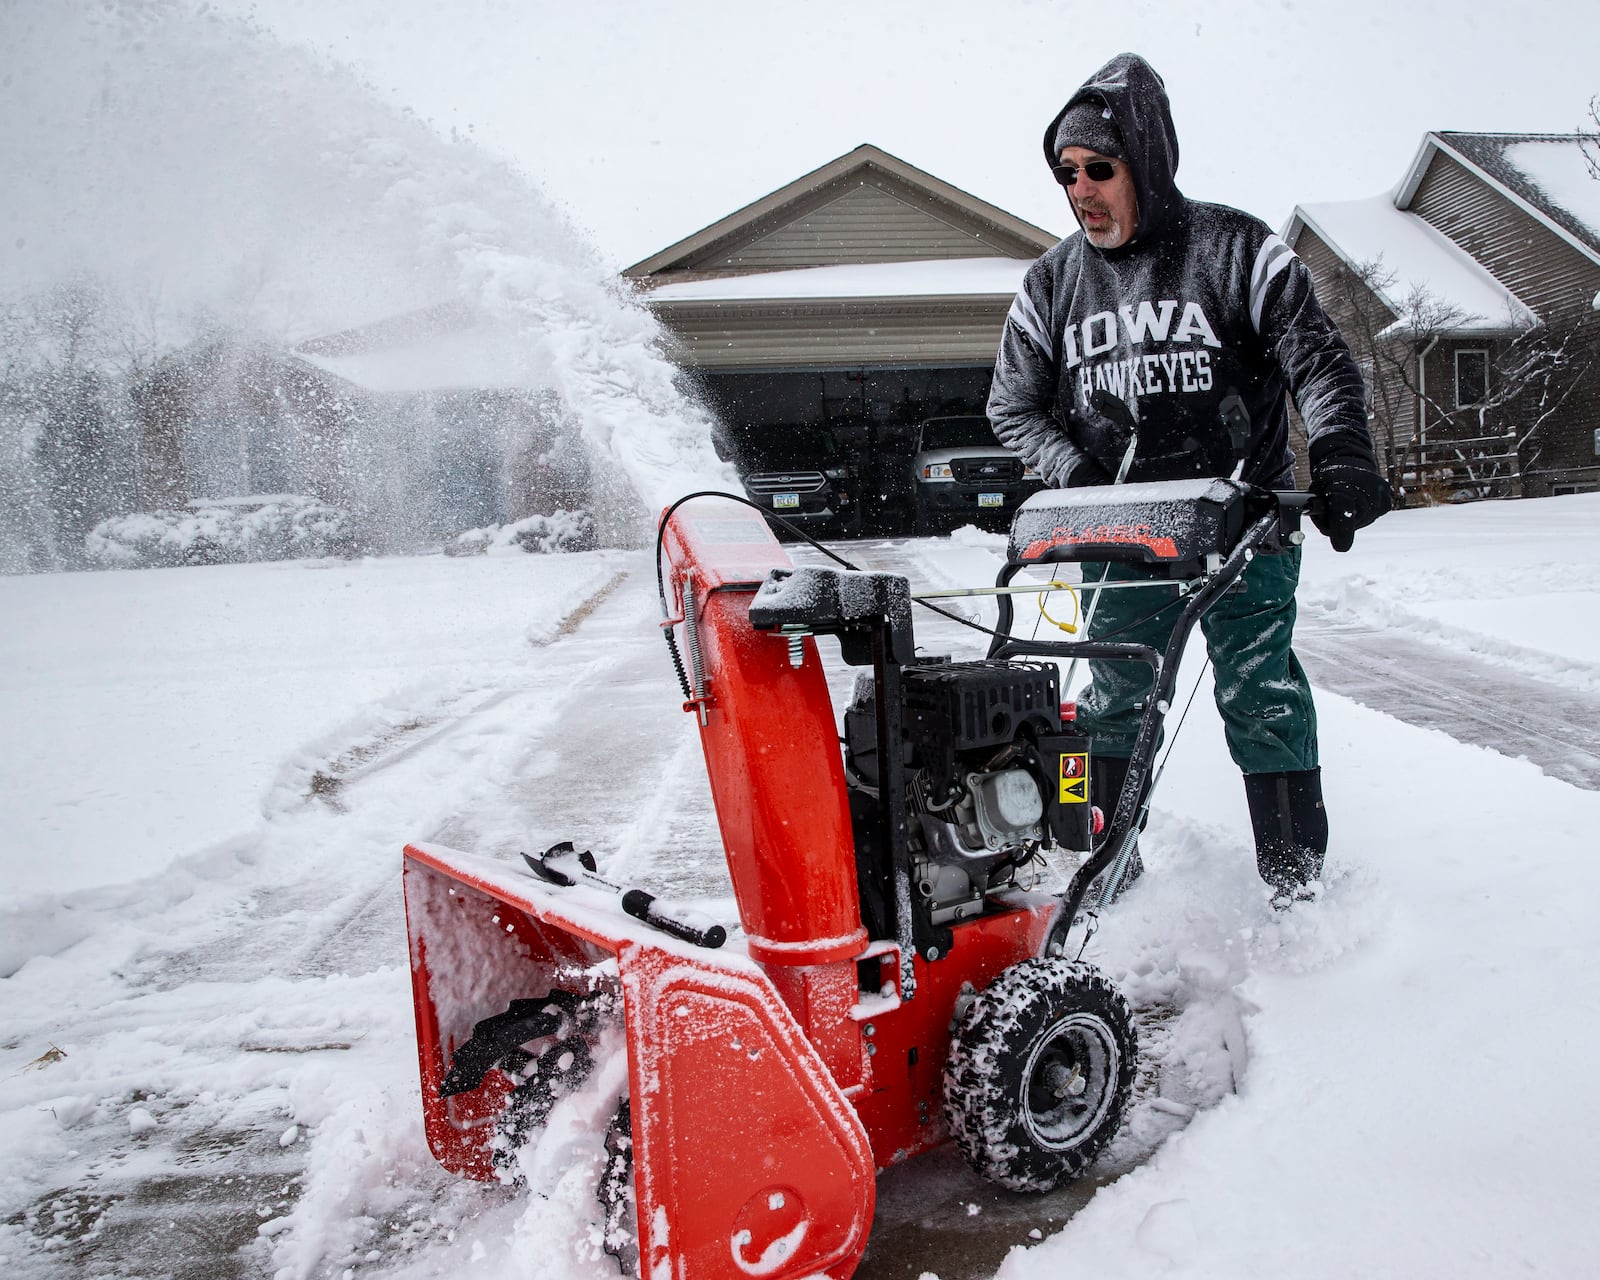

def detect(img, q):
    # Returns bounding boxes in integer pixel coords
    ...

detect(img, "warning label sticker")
[1060,753,1089,804]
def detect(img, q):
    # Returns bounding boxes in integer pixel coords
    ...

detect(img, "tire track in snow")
[1295,610,1600,791]
[0,564,645,1280]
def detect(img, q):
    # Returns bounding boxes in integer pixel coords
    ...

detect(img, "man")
[988,52,1390,901]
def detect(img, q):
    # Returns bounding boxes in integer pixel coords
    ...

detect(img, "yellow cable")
[1037,580,1081,634]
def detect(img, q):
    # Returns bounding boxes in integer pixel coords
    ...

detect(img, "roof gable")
[1397,132,1600,266]
[624,144,1058,281]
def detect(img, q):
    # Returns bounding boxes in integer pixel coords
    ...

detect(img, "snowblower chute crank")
[403,480,1313,1278]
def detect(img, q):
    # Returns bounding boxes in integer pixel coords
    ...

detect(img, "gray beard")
[1083,215,1130,249]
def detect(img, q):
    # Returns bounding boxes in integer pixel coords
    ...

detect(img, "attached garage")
[623,146,1059,534]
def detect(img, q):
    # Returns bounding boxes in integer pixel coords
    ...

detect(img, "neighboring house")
[1285,132,1600,501]
[624,144,1059,533]
[131,334,357,513]
[129,306,587,550]
[295,305,590,535]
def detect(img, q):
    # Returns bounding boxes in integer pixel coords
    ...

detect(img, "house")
[130,306,588,552]
[1284,132,1600,500]
[624,144,1060,532]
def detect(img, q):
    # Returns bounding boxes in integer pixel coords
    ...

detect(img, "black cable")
[654,491,867,701]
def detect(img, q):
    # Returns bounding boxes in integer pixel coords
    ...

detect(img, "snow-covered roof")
[1499,138,1600,249]
[1287,195,1536,337]
[640,256,1031,304]
[294,322,552,394]
[1419,133,1600,263]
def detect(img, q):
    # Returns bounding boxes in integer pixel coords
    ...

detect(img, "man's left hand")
[1310,459,1392,552]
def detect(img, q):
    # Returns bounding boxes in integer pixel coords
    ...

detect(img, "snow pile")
[0,546,627,912]
[84,494,353,568]
[444,510,598,558]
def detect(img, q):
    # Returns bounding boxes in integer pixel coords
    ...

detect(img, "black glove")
[1063,454,1112,488]
[1308,436,1392,552]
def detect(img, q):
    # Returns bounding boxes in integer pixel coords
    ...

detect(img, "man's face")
[1058,146,1138,249]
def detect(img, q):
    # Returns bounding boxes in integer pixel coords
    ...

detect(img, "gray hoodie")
[989,53,1374,489]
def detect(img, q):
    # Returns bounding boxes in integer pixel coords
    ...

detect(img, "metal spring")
[682,570,707,721]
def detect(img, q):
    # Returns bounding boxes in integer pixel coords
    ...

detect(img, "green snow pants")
[1076,546,1318,775]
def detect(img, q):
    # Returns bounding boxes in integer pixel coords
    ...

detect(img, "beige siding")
[1411,152,1600,320]
[672,171,1046,275]
[650,297,1012,369]
[728,183,990,268]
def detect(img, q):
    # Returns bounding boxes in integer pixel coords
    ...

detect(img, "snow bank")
[0,547,626,916]
[85,495,354,568]
[445,511,598,558]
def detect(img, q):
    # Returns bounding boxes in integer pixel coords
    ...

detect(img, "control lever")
[1218,393,1251,480]
[1090,390,1140,483]
[524,843,726,949]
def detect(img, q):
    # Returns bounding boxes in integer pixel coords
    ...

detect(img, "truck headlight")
[923,463,953,480]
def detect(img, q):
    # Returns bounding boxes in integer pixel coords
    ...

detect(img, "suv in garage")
[911,415,1041,533]
[715,425,857,536]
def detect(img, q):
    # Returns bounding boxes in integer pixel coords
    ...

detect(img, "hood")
[1042,52,1182,249]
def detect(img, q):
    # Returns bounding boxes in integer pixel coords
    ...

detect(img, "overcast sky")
[185,1,1600,271]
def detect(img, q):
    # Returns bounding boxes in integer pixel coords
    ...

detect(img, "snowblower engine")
[746,562,1096,963]
[842,659,1091,937]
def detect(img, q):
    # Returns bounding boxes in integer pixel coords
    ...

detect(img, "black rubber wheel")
[943,958,1136,1191]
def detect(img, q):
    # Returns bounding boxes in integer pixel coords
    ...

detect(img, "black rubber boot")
[1243,768,1328,902]
[1088,755,1144,901]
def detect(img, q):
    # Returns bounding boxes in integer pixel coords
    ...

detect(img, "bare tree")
[1315,253,1599,502]
[0,277,144,569]
[1581,95,1600,181]
[1315,256,1470,500]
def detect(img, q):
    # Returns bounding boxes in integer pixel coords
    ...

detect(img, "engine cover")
[900,660,1062,803]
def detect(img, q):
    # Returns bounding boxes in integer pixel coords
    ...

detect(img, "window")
[1455,349,1489,408]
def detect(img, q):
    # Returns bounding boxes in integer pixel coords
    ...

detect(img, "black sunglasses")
[1052,159,1118,188]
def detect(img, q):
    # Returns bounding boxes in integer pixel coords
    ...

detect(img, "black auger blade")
[439,990,582,1098]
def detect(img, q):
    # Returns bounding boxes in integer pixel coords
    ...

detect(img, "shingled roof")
[1398,132,1600,265]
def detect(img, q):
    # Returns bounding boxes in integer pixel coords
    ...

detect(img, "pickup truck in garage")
[911,415,1041,534]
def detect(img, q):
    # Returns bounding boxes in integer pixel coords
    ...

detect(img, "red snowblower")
[403,474,1315,1279]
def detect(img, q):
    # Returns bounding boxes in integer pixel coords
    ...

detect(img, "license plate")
[978,492,1004,508]
[772,493,800,510]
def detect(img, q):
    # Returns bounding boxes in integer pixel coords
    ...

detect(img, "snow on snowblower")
[402,468,1316,1280]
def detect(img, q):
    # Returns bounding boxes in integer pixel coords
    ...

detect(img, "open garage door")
[691,365,994,537]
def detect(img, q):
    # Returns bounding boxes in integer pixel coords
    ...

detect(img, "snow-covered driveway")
[5,493,1600,1280]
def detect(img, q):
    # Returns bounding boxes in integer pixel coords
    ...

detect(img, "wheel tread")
[943,958,1136,1191]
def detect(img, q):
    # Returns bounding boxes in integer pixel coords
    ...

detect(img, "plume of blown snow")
[0,0,732,525]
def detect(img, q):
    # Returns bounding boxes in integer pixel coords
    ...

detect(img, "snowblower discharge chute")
[404,480,1313,1279]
